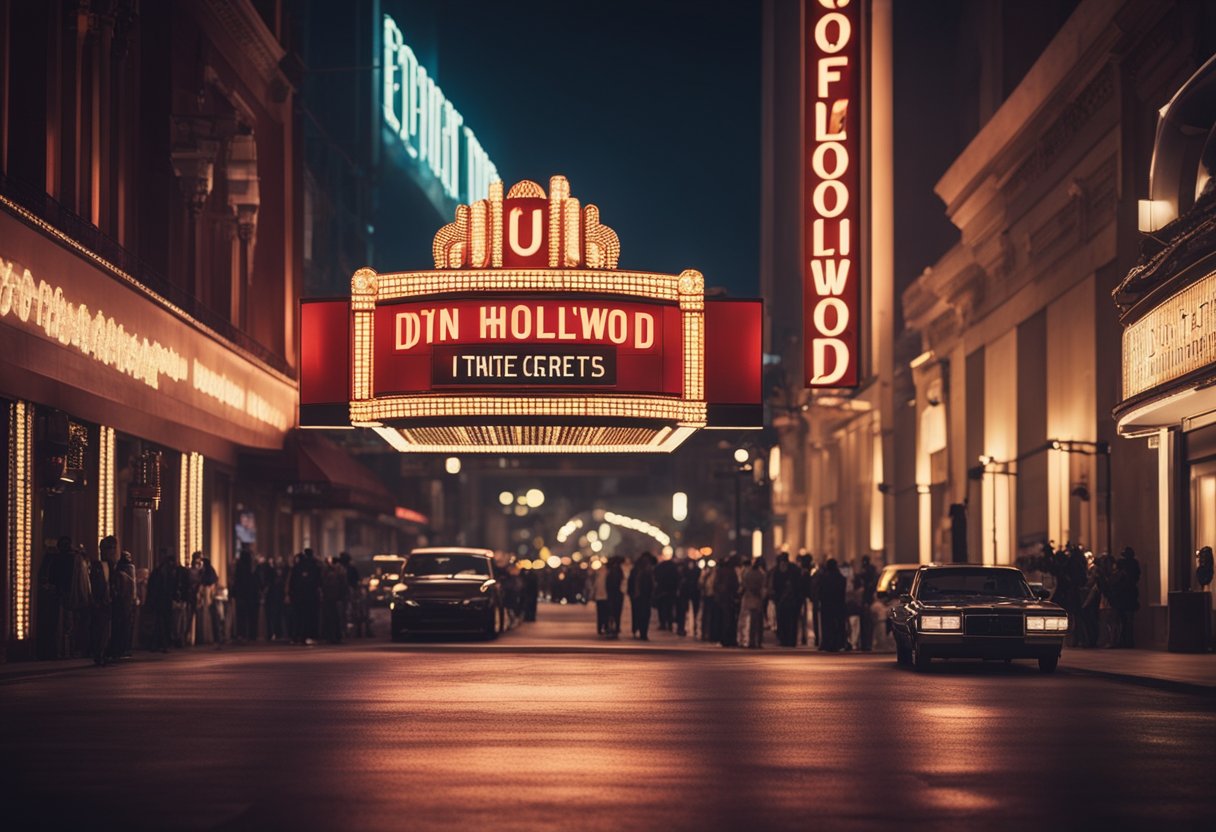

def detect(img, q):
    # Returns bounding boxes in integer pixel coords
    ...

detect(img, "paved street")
[2,604,1214,831]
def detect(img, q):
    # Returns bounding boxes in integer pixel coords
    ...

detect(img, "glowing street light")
[672,491,688,522]
[444,456,461,475]
[498,490,514,506]
[733,447,750,464]
[525,488,545,508]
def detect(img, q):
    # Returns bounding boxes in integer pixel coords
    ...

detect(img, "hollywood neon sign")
[382,14,498,203]
[804,0,860,388]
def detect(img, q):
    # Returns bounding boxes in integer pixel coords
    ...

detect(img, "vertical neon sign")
[804,0,860,388]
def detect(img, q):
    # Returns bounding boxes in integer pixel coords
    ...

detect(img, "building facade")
[900,0,1216,647]
[0,0,300,659]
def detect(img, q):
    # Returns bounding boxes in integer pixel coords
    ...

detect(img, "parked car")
[888,564,1068,673]
[390,547,504,640]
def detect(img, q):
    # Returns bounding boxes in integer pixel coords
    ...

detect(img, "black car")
[888,564,1068,673]
[390,548,504,640]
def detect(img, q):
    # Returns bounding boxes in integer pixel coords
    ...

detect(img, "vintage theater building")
[0,1,297,659]
[1114,54,1216,627]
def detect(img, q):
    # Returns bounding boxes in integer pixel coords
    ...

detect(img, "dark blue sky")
[428,0,761,296]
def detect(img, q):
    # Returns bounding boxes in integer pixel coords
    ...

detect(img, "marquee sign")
[804,0,861,388]
[300,175,762,453]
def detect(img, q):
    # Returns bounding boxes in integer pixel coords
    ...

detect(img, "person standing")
[716,556,740,647]
[818,558,847,651]
[86,544,112,666]
[676,559,701,637]
[231,547,258,642]
[1114,547,1141,648]
[36,536,76,659]
[629,552,656,640]
[147,554,178,652]
[199,555,224,647]
[605,556,625,638]
[321,556,349,643]
[109,542,137,659]
[741,558,767,648]
[700,561,718,642]
[592,560,610,635]
[289,548,322,644]
[854,555,879,652]
[808,559,823,648]
[653,555,679,631]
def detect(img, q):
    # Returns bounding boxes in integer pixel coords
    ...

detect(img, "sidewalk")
[1059,647,1216,695]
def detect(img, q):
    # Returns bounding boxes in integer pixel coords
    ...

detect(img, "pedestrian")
[289,548,322,644]
[854,554,878,651]
[716,556,740,647]
[605,556,625,638]
[147,553,178,652]
[741,558,767,648]
[199,555,224,647]
[592,558,610,635]
[808,558,823,648]
[1079,554,1102,648]
[1114,546,1141,648]
[676,558,700,636]
[108,541,137,659]
[86,542,112,666]
[775,555,804,647]
[231,546,258,642]
[36,536,77,659]
[178,552,200,646]
[321,556,350,643]
[700,561,718,642]
[263,555,287,640]
[818,558,848,651]
[797,553,813,646]
[629,552,655,640]
[653,554,679,631]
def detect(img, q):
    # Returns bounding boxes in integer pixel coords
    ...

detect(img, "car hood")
[399,576,490,597]
[917,597,1064,612]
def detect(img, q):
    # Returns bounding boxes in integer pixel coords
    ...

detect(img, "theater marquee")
[300,176,762,453]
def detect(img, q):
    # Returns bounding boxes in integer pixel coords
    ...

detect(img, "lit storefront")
[1114,56,1216,642]
[0,200,296,658]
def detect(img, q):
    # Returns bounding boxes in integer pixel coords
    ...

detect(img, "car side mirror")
[898,593,911,604]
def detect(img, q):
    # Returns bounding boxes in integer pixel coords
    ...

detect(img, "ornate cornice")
[200,0,289,98]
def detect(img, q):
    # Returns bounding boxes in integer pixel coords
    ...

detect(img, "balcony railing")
[0,172,293,377]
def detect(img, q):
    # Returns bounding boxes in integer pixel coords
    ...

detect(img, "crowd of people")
[584,550,882,650]
[1022,542,1142,648]
[36,537,373,665]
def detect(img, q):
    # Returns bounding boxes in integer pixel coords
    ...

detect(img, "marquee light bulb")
[445,456,461,475]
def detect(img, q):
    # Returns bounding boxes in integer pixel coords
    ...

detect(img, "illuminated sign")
[300,174,764,453]
[804,0,860,388]
[1123,268,1216,399]
[383,14,498,203]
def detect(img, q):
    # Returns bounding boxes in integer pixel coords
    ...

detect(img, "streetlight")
[498,490,514,506]
[525,488,545,508]
[733,447,750,464]
[444,456,461,475]
[672,491,688,522]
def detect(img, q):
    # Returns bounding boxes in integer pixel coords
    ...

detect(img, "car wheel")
[912,641,932,671]
[1038,654,1059,674]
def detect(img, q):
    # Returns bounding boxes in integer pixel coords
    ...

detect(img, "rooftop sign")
[382,14,498,204]
[300,175,762,453]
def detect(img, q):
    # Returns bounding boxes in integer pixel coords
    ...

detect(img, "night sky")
[427,0,762,297]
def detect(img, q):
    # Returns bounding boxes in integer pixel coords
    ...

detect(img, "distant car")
[390,548,503,640]
[888,564,1069,673]
[366,555,405,606]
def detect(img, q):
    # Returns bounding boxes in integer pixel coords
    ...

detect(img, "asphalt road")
[2,604,1214,832]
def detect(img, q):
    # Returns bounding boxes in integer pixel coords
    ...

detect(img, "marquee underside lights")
[804,0,861,388]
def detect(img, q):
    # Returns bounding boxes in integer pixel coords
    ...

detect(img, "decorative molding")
[200,0,288,96]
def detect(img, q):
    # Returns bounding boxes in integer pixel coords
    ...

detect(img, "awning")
[285,430,399,514]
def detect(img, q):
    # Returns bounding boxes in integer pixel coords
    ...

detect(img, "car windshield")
[918,569,1030,599]
[403,554,491,578]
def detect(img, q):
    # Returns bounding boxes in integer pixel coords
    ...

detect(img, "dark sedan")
[888,564,1068,673]
[390,548,503,640]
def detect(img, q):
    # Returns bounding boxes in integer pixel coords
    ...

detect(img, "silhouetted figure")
[629,552,655,640]
[809,561,823,647]
[147,554,178,652]
[592,560,610,635]
[86,545,112,666]
[37,536,76,659]
[289,548,322,644]
[522,568,539,622]
[653,556,679,631]
[855,555,878,651]
[1196,546,1214,591]
[232,547,258,642]
[716,557,740,647]
[818,559,848,652]
[200,556,224,646]
[109,541,137,659]
[1114,547,1141,648]
[321,556,350,643]
[775,555,804,647]
[606,556,625,638]
[676,559,701,636]
[741,558,767,648]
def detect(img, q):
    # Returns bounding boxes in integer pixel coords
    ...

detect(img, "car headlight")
[920,614,962,631]
[479,579,496,594]
[1027,615,1068,632]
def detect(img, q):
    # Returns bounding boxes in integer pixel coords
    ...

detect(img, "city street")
[2,604,1213,831]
